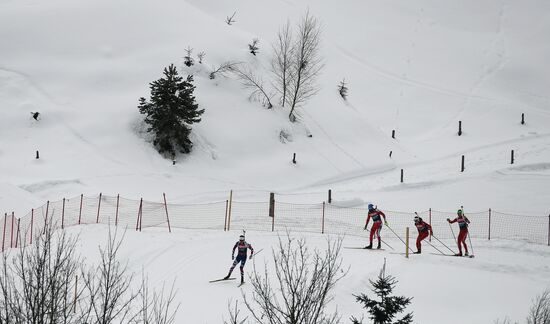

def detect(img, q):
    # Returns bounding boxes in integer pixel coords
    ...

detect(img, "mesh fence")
[1,194,549,252]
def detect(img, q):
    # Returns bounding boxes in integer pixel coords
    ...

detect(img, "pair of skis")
[209,277,246,287]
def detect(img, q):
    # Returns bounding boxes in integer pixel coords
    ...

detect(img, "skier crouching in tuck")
[413,215,433,254]
[364,204,387,249]
[224,234,254,284]
[447,209,470,256]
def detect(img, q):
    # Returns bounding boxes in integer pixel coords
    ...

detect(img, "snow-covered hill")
[1,1,550,323]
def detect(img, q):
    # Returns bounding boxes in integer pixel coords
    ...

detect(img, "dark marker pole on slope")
[458,121,462,136]
[292,153,296,164]
[461,155,465,172]
[36,150,39,159]
[521,113,525,125]
[392,130,396,139]
[511,150,515,164]
[400,169,404,183]
[328,189,332,204]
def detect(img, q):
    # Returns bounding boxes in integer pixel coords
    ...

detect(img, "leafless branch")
[231,64,273,108]
[243,232,345,324]
[209,61,242,79]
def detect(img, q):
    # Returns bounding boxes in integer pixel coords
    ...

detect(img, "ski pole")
[365,227,394,250]
[424,238,446,255]
[385,223,414,253]
[467,232,474,256]
[431,234,456,254]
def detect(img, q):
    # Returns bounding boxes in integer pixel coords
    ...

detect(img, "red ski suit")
[365,209,386,244]
[414,220,432,252]
[449,216,470,254]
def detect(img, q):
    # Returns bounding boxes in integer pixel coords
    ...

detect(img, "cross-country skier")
[447,209,470,256]
[223,234,254,284]
[364,204,387,249]
[413,215,433,254]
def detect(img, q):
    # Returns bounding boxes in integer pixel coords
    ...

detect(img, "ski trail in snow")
[439,1,509,132]
[333,45,501,103]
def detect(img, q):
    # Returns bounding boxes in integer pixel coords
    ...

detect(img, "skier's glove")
[430,231,434,236]
[446,218,450,223]
[250,254,253,259]
[363,225,367,230]
[231,255,234,260]
[384,221,388,226]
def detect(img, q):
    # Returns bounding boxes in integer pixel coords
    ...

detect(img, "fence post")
[78,194,83,224]
[406,227,409,259]
[227,190,233,231]
[461,155,465,172]
[10,212,15,248]
[44,201,50,232]
[328,189,332,204]
[136,198,143,231]
[139,198,143,232]
[429,208,432,242]
[15,219,20,248]
[163,193,172,233]
[96,193,102,223]
[292,153,296,164]
[521,113,525,125]
[392,130,396,139]
[224,200,228,231]
[269,193,275,232]
[322,202,325,234]
[30,209,34,245]
[458,121,462,136]
[488,208,491,240]
[2,213,6,252]
[115,194,120,226]
[62,198,66,229]
[511,150,514,164]
[401,169,404,183]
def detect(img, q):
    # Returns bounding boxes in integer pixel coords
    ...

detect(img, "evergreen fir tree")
[351,259,413,324]
[138,64,204,158]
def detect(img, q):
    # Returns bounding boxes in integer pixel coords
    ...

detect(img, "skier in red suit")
[447,209,470,256]
[364,204,387,249]
[413,215,432,254]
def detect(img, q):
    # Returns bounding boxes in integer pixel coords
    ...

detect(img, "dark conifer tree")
[351,260,413,324]
[138,64,204,158]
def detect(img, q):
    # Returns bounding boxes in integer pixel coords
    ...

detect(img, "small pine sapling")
[248,38,259,56]
[226,11,236,25]
[351,259,413,324]
[338,79,348,100]
[197,51,206,64]
[184,46,194,67]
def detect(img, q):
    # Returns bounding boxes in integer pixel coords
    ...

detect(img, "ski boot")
[223,273,231,280]
[464,252,469,256]
[454,253,463,257]
[364,243,373,249]
[413,250,421,254]
[376,241,381,249]
[240,274,245,285]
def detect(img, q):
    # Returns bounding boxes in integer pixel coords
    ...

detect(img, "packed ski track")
[1,0,550,323]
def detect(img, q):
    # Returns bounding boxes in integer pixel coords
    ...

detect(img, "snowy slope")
[1,0,550,323]
[66,225,550,324]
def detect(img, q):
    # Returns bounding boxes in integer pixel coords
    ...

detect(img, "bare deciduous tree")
[243,233,345,324]
[197,51,206,64]
[226,12,236,25]
[231,64,273,108]
[81,228,140,324]
[135,275,180,324]
[271,20,294,107]
[0,220,88,324]
[527,290,550,324]
[287,10,324,122]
